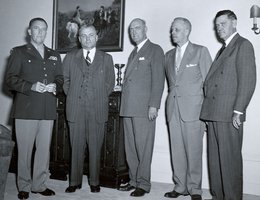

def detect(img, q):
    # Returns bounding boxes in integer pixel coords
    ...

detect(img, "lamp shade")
[250,5,260,18]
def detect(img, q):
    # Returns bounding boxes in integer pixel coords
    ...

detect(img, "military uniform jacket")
[5,43,63,120]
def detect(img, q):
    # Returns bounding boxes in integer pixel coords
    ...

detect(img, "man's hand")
[232,112,242,129]
[148,107,158,121]
[31,82,46,93]
[45,83,57,95]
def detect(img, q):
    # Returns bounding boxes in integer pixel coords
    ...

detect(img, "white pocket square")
[186,63,197,68]
[139,57,145,60]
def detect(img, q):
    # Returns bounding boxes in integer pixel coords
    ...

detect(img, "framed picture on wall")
[52,0,125,53]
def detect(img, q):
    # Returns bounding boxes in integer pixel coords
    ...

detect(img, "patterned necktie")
[86,51,91,66]
[175,47,182,73]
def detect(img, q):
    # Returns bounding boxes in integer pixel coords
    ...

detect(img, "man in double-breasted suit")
[63,25,115,193]
[119,18,165,197]
[164,18,212,200]
[200,10,256,200]
[5,17,63,199]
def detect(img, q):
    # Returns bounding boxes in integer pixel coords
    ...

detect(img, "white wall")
[0,0,259,195]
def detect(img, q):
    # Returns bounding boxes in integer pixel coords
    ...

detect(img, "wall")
[0,0,259,195]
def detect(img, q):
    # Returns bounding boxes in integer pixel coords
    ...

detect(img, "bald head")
[171,17,191,46]
[129,18,147,45]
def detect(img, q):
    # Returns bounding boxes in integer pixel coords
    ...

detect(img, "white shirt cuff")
[234,110,243,115]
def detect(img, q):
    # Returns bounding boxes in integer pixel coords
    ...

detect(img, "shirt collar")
[136,38,148,52]
[83,47,96,62]
[178,41,189,57]
[224,32,237,47]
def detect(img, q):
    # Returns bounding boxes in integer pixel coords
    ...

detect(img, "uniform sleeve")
[53,52,64,94]
[5,48,33,95]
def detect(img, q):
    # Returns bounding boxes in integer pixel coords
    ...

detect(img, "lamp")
[250,5,260,34]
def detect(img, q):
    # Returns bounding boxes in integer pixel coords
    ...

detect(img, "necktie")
[217,43,226,59]
[86,51,91,66]
[175,47,182,73]
[132,47,138,58]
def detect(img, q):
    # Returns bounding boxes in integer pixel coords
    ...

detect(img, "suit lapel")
[26,43,44,59]
[124,48,137,78]
[74,49,85,73]
[91,50,103,75]
[167,49,177,81]
[176,42,193,76]
[206,34,240,80]
[125,40,151,79]
[44,46,55,61]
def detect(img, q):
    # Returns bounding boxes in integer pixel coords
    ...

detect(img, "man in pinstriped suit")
[63,25,115,194]
[200,10,256,200]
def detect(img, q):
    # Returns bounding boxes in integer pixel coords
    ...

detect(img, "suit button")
[212,96,215,99]
[79,96,81,99]
[215,84,218,87]
[221,71,223,74]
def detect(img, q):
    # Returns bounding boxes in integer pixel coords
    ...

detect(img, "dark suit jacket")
[165,42,212,122]
[200,34,256,122]
[120,39,165,117]
[5,43,63,120]
[63,48,115,123]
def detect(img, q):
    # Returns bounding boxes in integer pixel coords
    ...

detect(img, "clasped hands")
[31,82,56,95]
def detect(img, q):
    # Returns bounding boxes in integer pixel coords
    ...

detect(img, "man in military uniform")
[5,17,63,200]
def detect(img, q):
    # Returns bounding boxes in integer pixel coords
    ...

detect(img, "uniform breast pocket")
[48,61,57,70]
[22,59,37,74]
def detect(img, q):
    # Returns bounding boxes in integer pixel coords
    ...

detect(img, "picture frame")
[52,0,125,53]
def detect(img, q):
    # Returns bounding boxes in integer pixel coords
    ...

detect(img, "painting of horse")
[53,0,125,53]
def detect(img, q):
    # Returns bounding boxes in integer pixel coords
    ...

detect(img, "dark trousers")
[207,121,243,200]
